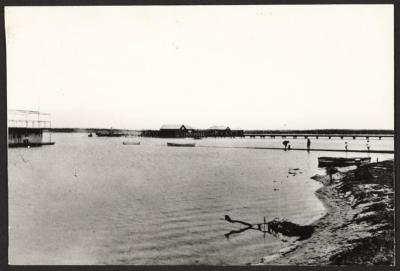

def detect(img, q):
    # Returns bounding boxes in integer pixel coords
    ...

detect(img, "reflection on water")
[8,133,393,265]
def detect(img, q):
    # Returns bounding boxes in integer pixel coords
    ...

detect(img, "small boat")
[88,133,93,137]
[96,129,127,137]
[8,142,55,148]
[167,142,196,147]
[194,136,202,140]
[122,141,140,145]
[318,157,371,167]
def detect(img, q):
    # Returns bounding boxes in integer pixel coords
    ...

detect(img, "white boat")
[122,141,141,145]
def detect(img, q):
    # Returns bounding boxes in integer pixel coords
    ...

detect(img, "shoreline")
[197,145,393,154]
[255,159,394,265]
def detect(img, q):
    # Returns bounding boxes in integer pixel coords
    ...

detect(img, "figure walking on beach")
[345,142,348,152]
[307,138,311,151]
[366,142,370,152]
[282,140,289,151]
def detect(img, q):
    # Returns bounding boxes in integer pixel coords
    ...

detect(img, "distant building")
[231,128,244,137]
[140,129,159,137]
[206,125,232,137]
[159,124,195,138]
[8,110,54,147]
[140,124,243,138]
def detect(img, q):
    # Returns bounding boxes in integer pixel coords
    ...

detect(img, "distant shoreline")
[46,128,140,133]
[259,159,394,265]
[46,128,394,135]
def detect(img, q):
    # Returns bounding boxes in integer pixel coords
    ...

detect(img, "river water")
[8,133,394,265]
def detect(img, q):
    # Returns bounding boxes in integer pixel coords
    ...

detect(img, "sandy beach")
[256,159,394,266]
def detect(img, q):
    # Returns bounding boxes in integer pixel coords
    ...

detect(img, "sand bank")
[256,159,394,265]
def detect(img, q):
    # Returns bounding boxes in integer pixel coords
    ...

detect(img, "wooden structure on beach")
[8,109,55,147]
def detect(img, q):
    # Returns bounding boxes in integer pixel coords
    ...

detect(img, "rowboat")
[122,141,140,145]
[167,142,196,147]
[318,157,371,167]
[96,129,127,137]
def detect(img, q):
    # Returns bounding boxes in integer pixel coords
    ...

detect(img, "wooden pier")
[243,133,393,140]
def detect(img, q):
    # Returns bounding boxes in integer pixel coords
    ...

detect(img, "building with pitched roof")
[206,125,231,137]
[159,124,195,138]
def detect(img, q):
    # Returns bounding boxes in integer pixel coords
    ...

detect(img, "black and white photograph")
[5,4,395,265]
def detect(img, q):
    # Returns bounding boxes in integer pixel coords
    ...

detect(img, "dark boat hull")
[9,142,55,148]
[167,142,196,147]
[318,157,371,167]
[96,133,125,137]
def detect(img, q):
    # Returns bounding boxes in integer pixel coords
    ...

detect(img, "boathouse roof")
[160,124,194,130]
[208,125,230,130]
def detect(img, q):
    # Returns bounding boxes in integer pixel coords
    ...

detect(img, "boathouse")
[159,124,195,138]
[206,125,232,137]
[8,110,54,147]
[231,128,244,137]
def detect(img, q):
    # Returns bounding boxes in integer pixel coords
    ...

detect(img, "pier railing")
[8,109,52,129]
[243,133,394,140]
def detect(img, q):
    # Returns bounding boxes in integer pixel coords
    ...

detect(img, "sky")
[5,5,394,130]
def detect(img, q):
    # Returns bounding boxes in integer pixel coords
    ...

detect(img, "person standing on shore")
[345,142,348,152]
[282,140,289,151]
[366,142,370,152]
[307,138,311,151]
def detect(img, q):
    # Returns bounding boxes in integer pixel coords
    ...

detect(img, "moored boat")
[9,142,55,148]
[96,129,126,137]
[122,141,140,145]
[167,142,196,147]
[318,157,371,167]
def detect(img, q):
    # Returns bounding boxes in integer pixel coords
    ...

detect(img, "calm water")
[8,133,394,265]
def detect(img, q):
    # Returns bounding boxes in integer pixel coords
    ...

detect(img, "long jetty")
[243,133,393,140]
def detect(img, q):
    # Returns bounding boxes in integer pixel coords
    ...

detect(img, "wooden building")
[140,124,244,138]
[8,110,54,147]
[231,128,244,137]
[158,124,195,138]
[206,125,232,137]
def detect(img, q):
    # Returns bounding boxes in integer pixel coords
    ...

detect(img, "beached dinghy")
[318,157,371,167]
[122,141,141,145]
[167,142,196,147]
